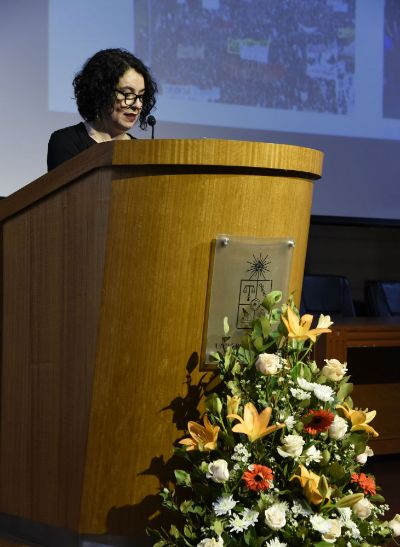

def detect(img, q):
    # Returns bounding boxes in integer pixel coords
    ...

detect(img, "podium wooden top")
[0,139,323,222]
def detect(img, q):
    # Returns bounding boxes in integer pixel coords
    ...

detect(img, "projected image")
[383,0,400,119]
[135,0,355,115]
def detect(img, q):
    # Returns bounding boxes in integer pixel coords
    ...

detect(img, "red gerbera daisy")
[351,472,376,496]
[243,464,273,492]
[303,409,334,435]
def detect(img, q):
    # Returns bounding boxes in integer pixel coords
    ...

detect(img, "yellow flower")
[227,402,284,442]
[179,415,220,451]
[290,465,330,505]
[282,306,332,343]
[227,395,241,419]
[336,402,379,437]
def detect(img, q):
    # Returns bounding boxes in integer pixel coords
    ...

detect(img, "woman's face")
[102,67,145,137]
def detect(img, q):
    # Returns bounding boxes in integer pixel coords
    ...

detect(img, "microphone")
[147,115,156,139]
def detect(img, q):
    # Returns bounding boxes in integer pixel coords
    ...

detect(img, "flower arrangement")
[150,292,400,546]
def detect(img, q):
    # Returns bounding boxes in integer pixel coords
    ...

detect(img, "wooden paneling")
[0,171,112,529]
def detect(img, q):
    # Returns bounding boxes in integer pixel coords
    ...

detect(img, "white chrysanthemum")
[297,378,316,391]
[291,499,312,517]
[344,519,361,539]
[212,495,237,516]
[228,511,256,533]
[310,514,331,534]
[284,415,296,430]
[290,387,310,400]
[338,507,352,522]
[241,508,259,527]
[265,538,288,547]
[313,383,334,402]
[303,445,322,465]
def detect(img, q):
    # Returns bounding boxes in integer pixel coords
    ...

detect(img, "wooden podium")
[0,139,323,545]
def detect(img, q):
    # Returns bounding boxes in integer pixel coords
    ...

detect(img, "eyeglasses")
[115,89,145,107]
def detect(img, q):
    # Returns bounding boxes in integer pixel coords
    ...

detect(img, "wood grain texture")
[79,169,314,532]
[0,140,321,537]
[112,139,323,177]
[0,170,113,528]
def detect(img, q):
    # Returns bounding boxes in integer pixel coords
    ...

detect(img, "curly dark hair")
[73,48,157,130]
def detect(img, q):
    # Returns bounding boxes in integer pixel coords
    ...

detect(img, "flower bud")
[227,395,240,417]
[336,493,364,508]
[321,449,331,465]
[206,393,222,415]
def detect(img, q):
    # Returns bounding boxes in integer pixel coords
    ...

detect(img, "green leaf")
[212,520,224,535]
[336,382,354,402]
[169,525,181,539]
[183,524,196,539]
[302,363,312,381]
[253,336,266,352]
[259,314,271,338]
[329,462,346,481]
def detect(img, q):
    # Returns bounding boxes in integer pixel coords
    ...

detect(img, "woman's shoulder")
[49,122,87,141]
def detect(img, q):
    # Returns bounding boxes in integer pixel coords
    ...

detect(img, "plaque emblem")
[237,254,272,328]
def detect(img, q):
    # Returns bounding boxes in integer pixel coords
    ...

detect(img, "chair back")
[365,281,400,317]
[301,274,356,319]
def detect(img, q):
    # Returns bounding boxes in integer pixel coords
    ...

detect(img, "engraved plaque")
[203,235,294,365]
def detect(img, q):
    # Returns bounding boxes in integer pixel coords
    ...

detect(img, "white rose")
[277,434,305,458]
[328,415,348,440]
[206,459,229,483]
[388,514,400,536]
[321,358,347,381]
[197,537,224,547]
[321,519,342,543]
[265,503,287,530]
[255,353,281,375]
[356,446,374,465]
[352,498,372,520]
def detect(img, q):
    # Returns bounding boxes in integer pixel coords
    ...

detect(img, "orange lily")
[227,402,284,442]
[291,465,331,505]
[179,415,220,451]
[336,402,379,437]
[282,306,332,342]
